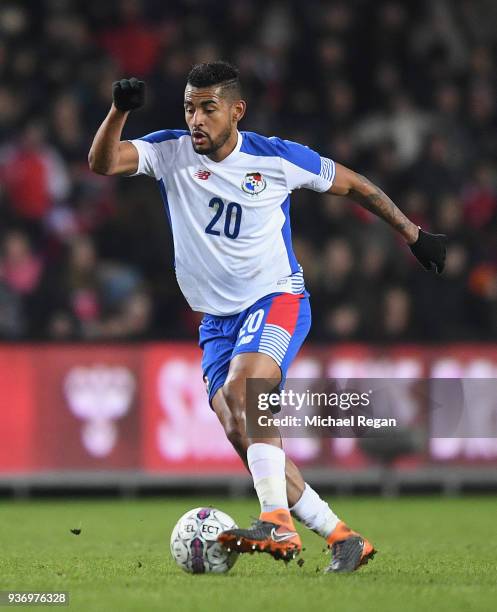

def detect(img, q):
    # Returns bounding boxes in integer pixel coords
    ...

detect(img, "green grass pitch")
[1,496,496,612]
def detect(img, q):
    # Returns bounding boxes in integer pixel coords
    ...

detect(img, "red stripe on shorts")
[265,293,303,335]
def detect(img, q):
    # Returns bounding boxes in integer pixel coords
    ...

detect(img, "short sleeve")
[127,129,189,179]
[128,138,161,178]
[271,138,336,193]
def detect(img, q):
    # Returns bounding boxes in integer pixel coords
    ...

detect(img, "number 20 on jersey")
[205,197,242,239]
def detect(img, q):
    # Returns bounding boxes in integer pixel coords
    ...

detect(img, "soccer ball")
[170,507,239,574]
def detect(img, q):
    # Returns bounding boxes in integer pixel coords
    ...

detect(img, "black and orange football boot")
[217,508,301,562]
[325,520,376,572]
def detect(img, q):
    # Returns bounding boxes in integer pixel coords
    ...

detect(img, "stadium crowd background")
[0,0,496,342]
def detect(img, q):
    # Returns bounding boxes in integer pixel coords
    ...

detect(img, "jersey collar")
[201,131,242,165]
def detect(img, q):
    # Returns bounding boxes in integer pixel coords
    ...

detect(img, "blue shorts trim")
[198,292,311,407]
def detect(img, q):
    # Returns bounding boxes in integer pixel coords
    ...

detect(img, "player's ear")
[232,99,246,123]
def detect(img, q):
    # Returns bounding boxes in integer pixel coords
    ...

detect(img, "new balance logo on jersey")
[242,172,266,195]
[194,169,211,180]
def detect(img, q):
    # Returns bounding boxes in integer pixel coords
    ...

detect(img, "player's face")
[184,86,241,155]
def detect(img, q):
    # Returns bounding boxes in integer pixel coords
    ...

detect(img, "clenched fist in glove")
[112,77,145,112]
[409,228,447,274]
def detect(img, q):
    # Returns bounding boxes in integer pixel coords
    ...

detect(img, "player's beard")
[191,126,232,155]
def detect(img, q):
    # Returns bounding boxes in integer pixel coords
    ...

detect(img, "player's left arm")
[329,163,447,273]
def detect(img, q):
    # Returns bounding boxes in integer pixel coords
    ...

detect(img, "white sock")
[290,483,340,538]
[247,443,288,513]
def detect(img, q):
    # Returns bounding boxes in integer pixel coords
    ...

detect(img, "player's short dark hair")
[186,61,241,99]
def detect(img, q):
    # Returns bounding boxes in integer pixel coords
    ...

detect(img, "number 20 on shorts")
[238,309,264,339]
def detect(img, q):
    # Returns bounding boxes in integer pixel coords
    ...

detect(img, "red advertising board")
[1,343,497,474]
[142,343,241,473]
[32,346,142,469]
[0,347,35,472]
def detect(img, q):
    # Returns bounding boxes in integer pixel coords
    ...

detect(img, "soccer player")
[89,62,446,572]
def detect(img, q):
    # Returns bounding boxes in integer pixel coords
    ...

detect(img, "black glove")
[409,228,447,273]
[112,77,145,111]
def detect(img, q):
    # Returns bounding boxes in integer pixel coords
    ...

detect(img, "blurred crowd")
[0,0,496,342]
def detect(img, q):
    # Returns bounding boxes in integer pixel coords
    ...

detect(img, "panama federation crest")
[241,172,267,195]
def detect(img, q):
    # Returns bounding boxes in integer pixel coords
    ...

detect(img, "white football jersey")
[129,130,335,315]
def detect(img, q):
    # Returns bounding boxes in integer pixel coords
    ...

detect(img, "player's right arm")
[88,78,145,176]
